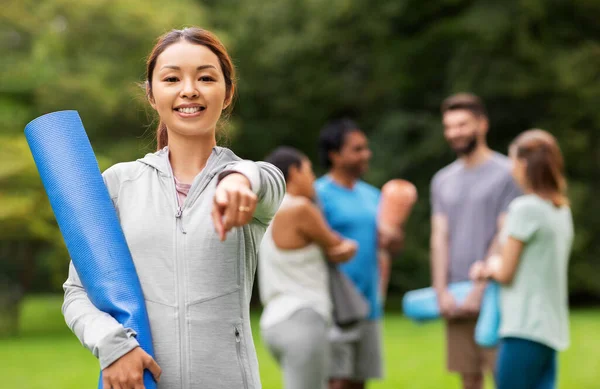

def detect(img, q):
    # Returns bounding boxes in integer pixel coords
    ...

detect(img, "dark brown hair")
[145,27,236,150]
[441,93,487,118]
[265,146,306,182]
[511,129,569,206]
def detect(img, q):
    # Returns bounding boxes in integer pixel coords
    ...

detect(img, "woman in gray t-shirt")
[470,129,573,389]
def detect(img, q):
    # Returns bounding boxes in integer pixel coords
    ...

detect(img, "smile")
[174,105,206,118]
[175,106,206,114]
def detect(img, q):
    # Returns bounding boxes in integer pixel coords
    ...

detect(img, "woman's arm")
[487,237,525,284]
[213,161,285,240]
[295,201,357,263]
[63,263,162,387]
[253,161,286,224]
[62,262,140,369]
[217,161,285,223]
[471,198,537,285]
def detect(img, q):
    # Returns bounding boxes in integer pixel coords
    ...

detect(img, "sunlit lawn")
[2,295,598,388]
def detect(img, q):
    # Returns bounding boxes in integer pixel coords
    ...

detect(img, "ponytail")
[511,129,569,207]
[522,145,568,206]
[156,121,168,150]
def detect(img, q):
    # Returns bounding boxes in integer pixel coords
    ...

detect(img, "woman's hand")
[469,256,502,281]
[326,239,358,263]
[102,347,161,389]
[212,173,258,241]
[469,261,488,281]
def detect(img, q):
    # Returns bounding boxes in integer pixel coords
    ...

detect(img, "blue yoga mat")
[402,281,500,347]
[25,111,156,388]
[475,281,500,347]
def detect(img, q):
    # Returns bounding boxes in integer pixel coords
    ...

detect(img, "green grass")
[2,295,598,388]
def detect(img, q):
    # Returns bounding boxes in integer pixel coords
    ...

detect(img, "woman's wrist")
[485,254,502,279]
[218,172,251,188]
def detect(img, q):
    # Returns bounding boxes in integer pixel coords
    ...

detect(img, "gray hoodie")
[62,146,285,389]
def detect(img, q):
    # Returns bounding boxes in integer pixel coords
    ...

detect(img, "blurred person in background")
[470,129,573,389]
[315,118,402,389]
[258,146,357,389]
[430,93,521,389]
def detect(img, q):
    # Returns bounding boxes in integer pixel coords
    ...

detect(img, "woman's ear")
[222,85,235,110]
[288,164,299,181]
[146,81,156,109]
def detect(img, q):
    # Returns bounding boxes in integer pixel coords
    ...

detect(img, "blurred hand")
[437,289,459,319]
[326,239,358,263]
[470,256,503,282]
[458,283,485,318]
[212,173,258,241]
[378,224,404,255]
[102,347,161,389]
[469,261,488,281]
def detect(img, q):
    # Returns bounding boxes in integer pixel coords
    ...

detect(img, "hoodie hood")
[137,146,243,179]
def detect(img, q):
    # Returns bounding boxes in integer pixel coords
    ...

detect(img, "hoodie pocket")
[235,324,250,389]
[188,294,250,388]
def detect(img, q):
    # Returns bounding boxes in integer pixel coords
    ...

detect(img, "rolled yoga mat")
[25,111,156,389]
[474,281,500,347]
[402,281,500,347]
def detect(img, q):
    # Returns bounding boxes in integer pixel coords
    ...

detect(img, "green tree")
[1,0,599,329]
[0,0,206,334]
[208,0,600,300]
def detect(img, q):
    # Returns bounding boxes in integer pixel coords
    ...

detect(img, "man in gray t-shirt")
[430,93,520,389]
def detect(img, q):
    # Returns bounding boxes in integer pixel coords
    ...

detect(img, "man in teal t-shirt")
[315,118,400,389]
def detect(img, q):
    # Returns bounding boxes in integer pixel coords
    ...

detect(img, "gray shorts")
[261,308,330,389]
[329,320,384,381]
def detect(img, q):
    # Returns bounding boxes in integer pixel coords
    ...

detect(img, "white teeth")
[178,107,202,114]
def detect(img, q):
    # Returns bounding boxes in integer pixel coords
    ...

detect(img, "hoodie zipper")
[235,325,250,389]
[170,176,190,389]
[175,206,186,234]
[167,149,223,389]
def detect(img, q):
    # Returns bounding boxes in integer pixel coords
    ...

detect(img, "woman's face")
[290,158,316,199]
[149,40,229,140]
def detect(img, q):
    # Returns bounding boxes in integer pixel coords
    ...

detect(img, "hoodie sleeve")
[62,262,140,369]
[218,160,285,225]
[61,166,139,369]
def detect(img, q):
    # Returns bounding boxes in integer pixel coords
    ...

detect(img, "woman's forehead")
[155,41,221,72]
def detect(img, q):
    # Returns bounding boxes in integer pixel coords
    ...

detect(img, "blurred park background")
[1,0,600,387]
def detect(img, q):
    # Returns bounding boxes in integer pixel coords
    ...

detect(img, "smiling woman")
[61,27,285,389]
